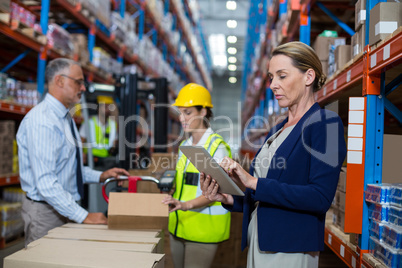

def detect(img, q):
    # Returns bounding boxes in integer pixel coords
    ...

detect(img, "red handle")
[102,176,143,203]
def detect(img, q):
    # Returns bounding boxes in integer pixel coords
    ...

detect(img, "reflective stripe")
[189,205,229,215]
[207,135,221,155]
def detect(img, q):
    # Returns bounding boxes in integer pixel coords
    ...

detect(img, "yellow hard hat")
[173,83,213,108]
[97,95,114,104]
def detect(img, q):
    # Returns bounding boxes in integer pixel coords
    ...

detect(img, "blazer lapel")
[267,103,321,180]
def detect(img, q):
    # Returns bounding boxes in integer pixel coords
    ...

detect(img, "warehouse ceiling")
[198,0,249,78]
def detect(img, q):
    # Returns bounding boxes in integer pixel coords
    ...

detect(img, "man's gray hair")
[45,58,80,83]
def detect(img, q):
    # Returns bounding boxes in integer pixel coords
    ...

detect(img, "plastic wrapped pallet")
[47,23,74,56]
[0,202,24,239]
[109,12,126,43]
[71,34,89,65]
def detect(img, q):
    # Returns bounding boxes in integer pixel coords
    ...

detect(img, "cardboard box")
[108,192,169,230]
[332,208,345,231]
[355,0,366,30]
[313,36,346,61]
[44,232,163,253]
[351,24,365,57]
[321,60,328,76]
[28,237,157,253]
[50,226,163,239]
[4,240,165,268]
[369,2,402,45]
[335,190,346,212]
[334,45,351,72]
[337,168,347,193]
[382,134,402,183]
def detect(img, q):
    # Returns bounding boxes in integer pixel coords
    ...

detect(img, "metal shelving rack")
[0,0,210,186]
[242,0,402,267]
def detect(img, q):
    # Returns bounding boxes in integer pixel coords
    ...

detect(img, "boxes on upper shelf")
[355,0,366,31]
[334,45,351,72]
[369,2,402,45]
[313,36,346,61]
[351,24,365,58]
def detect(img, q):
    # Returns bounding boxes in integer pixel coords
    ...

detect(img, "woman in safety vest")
[162,83,232,268]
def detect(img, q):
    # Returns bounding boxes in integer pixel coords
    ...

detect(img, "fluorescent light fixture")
[208,34,227,68]
[229,77,237,83]
[227,47,237,54]
[226,0,237,10]
[213,55,227,67]
[226,20,237,28]
[228,65,237,71]
[228,56,237,63]
[227,36,237,43]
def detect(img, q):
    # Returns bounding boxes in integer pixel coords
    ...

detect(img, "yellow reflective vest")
[89,116,116,158]
[168,133,232,243]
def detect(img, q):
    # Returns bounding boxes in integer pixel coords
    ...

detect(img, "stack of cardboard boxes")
[352,0,402,58]
[351,0,366,58]
[0,121,15,175]
[313,36,346,77]
[4,192,169,267]
[332,167,347,231]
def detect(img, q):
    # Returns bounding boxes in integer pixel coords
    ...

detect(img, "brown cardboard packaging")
[334,45,351,72]
[337,168,347,193]
[4,239,165,268]
[333,208,345,231]
[28,237,157,253]
[355,0,366,31]
[313,36,346,61]
[321,60,328,76]
[369,2,402,45]
[108,192,169,230]
[351,24,366,57]
[382,134,402,183]
[50,226,163,239]
[44,232,163,253]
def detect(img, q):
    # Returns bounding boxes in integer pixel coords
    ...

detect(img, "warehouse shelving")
[0,174,20,187]
[242,0,402,267]
[0,100,31,115]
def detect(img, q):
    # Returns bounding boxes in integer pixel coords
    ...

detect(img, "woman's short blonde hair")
[272,41,326,92]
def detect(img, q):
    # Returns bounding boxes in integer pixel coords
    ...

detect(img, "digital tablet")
[179,146,245,196]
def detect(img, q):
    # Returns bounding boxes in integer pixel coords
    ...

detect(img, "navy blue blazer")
[224,103,346,252]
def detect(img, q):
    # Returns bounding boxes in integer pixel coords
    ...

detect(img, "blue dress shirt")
[17,94,102,223]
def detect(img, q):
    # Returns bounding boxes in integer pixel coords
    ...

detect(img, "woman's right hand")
[200,173,234,205]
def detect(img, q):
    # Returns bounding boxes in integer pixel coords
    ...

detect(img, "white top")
[253,125,295,178]
[179,128,230,164]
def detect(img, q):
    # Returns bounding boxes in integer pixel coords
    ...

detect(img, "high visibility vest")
[89,117,116,158]
[168,133,232,243]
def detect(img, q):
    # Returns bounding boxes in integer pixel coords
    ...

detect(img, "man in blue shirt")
[17,58,129,246]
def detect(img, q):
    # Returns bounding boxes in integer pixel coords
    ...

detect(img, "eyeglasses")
[60,74,89,88]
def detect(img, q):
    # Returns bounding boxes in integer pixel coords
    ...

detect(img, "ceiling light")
[208,34,227,68]
[228,65,237,71]
[227,36,237,43]
[226,1,237,10]
[228,56,237,63]
[226,20,237,29]
[229,77,237,83]
[213,55,227,67]
[227,47,237,54]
